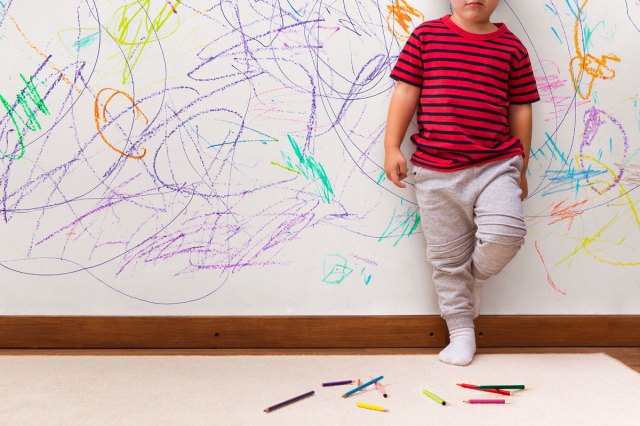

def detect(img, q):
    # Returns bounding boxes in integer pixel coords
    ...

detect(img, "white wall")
[1,0,639,315]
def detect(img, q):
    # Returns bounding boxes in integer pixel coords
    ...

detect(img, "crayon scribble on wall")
[1,0,639,313]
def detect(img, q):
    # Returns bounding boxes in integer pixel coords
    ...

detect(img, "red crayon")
[457,383,511,396]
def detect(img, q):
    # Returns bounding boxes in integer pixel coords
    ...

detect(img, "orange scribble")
[548,198,588,230]
[386,0,424,40]
[534,241,567,296]
[569,0,620,100]
[94,88,148,159]
[8,14,82,95]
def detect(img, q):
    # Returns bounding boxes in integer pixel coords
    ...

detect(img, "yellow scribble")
[271,161,301,174]
[558,155,640,267]
[386,0,424,40]
[569,0,620,100]
[558,213,640,267]
[108,0,182,84]
[578,154,640,227]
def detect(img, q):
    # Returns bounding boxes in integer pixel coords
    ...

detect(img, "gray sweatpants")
[413,155,527,331]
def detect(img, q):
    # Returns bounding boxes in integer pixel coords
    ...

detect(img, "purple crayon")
[322,380,355,387]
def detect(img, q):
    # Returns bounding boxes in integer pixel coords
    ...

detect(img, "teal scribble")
[541,159,607,197]
[551,27,563,44]
[286,0,302,17]
[208,121,278,148]
[322,254,353,285]
[582,21,605,54]
[0,74,50,160]
[377,169,386,184]
[73,31,100,50]
[545,3,558,15]
[379,206,421,247]
[565,0,585,22]
[530,132,569,166]
[360,267,372,285]
[280,135,334,203]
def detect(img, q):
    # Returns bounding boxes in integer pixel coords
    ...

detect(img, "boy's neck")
[449,14,498,34]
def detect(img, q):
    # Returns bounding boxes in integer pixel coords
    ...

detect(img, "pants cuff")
[443,312,475,331]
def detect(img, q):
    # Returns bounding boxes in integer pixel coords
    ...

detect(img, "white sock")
[473,280,485,319]
[439,327,476,366]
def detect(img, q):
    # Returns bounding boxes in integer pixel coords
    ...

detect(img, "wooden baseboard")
[0,316,638,349]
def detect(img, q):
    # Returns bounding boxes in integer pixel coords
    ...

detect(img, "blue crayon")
[342,376,384,398]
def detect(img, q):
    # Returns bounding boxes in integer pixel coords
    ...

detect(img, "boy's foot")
[438,327,476,366]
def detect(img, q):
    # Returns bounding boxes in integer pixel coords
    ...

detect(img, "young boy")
[384,0,539,366]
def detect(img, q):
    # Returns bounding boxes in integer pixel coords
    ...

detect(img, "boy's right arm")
[384,81,421,188]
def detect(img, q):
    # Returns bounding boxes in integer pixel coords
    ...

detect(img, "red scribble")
[534,241,567,296]
[548,198,588,230]
[94,88,148,159]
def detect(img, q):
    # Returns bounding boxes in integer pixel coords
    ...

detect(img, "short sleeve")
[390,30,424,87]
[508,49,540,104]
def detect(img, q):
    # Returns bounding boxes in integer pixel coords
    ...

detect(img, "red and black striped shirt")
[390,15,540,171]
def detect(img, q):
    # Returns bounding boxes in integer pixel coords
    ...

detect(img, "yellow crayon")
[356,402,388,412]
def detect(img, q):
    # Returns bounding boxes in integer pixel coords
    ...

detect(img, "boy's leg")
[472,155,527,284]
[413,165,478,366]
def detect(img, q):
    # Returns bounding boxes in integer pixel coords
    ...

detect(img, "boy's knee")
[426,232,475,271]
[472,235,524,280]
[475,220,526,246]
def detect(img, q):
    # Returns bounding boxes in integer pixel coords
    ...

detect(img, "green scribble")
[379,206,421,247]
[322,254,353,285]
[280,135,334,203]
[0,74,50,160]
[377,169,386,184]
[72,31,100,49]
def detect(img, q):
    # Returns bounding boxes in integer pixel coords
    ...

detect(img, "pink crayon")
[374,381,388,398]
[464,399,506,404]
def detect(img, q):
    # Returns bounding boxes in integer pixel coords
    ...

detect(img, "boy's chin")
[459,12,493,23]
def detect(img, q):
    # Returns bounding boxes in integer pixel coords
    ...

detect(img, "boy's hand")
[385,148,408,188]
[520,171,528,200]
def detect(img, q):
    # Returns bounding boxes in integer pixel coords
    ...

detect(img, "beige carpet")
[0,354,638,425]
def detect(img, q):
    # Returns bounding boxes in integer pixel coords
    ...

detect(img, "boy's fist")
[384,148,408,188]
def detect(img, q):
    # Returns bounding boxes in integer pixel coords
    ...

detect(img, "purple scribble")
[580,106,629,194]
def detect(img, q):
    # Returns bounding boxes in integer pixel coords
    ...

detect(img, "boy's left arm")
[509,103,533,200]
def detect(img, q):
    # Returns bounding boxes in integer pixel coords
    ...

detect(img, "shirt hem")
[410,151,524,173]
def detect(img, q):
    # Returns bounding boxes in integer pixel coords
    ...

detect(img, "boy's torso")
[393,16,538,172]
